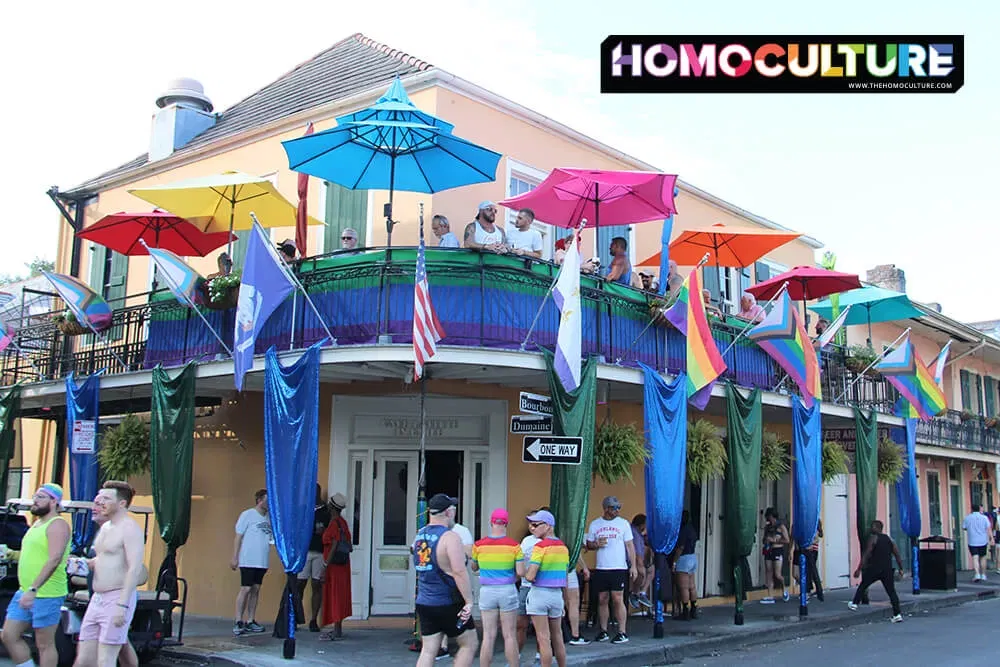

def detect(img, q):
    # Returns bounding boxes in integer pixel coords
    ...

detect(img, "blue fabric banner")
[639,363,687,554]
[895,418,921,538]
[791,396,822,548]
[656,187,679,297]
[66,372,101,552]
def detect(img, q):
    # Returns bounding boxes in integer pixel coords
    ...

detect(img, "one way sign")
[522,436,583,465]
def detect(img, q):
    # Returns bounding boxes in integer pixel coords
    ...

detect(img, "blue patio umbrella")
[282,76,502,247]
[811,285,924,345]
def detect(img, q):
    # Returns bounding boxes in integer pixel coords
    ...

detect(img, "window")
[926,471,942,535]
[985,377,997,418]
[5,468,29,502]
[505,160,554,260]
[960,370,987,415]
[322,181,367,253]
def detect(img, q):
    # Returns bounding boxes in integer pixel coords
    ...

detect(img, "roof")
[64,33,432,196]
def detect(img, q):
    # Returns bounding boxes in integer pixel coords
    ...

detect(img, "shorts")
[674,554,698,574]
[79,590,137,646]
[525,586,564,618]
[764,548,785,562]
[517,585,531,615]
[297,551,326,581]
[240,567,267,587]
[415,603,475,638]
[592,569,628,594]
[566,570,579,590]
[478,584,518,613]
[969,544,988,557]
[5,592,65,629]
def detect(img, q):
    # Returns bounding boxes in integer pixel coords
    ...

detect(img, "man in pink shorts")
[74,481,145,667]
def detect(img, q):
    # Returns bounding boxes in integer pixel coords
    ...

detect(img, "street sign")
[510,415,553,435]
[519,391,552,416]
[522,436,583,465]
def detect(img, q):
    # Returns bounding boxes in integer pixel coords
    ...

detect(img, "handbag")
[328,519,352,565]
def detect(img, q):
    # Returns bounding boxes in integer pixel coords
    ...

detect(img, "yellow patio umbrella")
[127,171,325,258]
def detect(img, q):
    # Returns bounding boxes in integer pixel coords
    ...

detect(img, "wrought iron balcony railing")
[0,248,898,414]
[914,410,1000,454]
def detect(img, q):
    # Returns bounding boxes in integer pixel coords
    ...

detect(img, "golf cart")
[0,498,188,666]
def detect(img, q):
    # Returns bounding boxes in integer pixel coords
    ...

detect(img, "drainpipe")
[46,186,91,485]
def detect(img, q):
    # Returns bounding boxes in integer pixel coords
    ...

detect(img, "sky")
[1,1,994,322]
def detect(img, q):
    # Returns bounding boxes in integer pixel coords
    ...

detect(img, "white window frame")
[504,158,553,260]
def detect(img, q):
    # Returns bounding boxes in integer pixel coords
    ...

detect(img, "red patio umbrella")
[77,210,237,257]
[745,266,861,301]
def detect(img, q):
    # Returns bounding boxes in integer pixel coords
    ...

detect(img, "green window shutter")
[702,266,721,304]
[974,374,984,415]
[106,251,129,342]
[985,377,997,418]
[88,244,107,294]
[230,236,249,272]
[960,370,972,411]
[324,182,368,251]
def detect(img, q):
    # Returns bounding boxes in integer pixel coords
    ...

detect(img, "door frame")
[369,451,419,616]
[328,394,509,620]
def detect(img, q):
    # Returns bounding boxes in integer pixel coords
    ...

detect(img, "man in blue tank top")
[604,236,633,286]
[411,494,478,667]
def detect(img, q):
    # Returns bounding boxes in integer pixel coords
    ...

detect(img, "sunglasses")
[341,236,356,241]
[529,522,544,529]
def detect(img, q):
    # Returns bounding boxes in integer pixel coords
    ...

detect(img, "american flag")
[412,220,445,381]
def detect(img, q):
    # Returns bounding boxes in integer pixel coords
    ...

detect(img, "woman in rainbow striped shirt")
[523,509,568,667]
[471,509,524,667]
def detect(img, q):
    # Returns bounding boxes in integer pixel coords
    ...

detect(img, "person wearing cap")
[411,494,478,667]
[471,509,523,667]
[463,202,507,253]
[2,483,71,667]
[277,239,297,263]
[637,270,658,292]
[584,496,636,645]
[320,491,352,639]
[431,215,461,249]
[524,509,569,667]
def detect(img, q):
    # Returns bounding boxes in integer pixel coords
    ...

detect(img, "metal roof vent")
[155,78,214,113]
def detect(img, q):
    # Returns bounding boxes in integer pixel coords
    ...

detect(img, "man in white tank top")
[463,201,508,253]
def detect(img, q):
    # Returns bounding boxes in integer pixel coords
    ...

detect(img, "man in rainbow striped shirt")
[471,509,524,667]
[523,510,568,667]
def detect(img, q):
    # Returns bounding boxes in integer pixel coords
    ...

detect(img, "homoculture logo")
[600,36,964,93]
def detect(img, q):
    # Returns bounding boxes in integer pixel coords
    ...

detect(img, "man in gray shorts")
[471,508,523,667]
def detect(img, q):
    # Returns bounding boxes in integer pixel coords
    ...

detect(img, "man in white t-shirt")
[962,504,994,581]
[505,209,543,259]
[230,489,273,636]
[585,496,637,645]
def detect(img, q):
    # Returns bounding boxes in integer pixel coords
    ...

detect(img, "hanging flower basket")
[984,417,998,429]
[647,297,672,328]
[52,310,91,336]
[593,421,649,485]
[202,273,241,311]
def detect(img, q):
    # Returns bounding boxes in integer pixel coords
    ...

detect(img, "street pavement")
[680,595,999,666]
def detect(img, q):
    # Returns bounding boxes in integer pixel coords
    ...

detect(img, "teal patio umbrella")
[811,285,923,346]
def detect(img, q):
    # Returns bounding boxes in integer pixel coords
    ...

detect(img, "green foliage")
[760,430,791,481]
[208,271,241,303]
[593,421,649,485]
[877,436,906,484]
[822,441,849,483]
[686,419,727,483]
[0,256,55,285]
[97,414,151,481]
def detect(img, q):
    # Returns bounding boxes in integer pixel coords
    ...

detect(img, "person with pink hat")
[471,508,523,667]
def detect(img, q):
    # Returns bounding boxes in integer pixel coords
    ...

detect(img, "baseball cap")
[602,495,622,510]
[428,493,459,514]
[478,201,496,211]
[490,508,509,525]
[526,510,555,526]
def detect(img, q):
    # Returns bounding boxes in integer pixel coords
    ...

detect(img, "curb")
[573,589,999,666]
[159,648,247,666]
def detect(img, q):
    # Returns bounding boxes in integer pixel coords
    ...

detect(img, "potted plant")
[203,271,241,310]
[51,310,90,336]
[647,294,677,328]
[97,414,152,481]
[985,416,998,429]
[877,436,906,484]
[845,344,879,377]
[822,441,850,483]
[959,410,976,423]
[593,421,649,485]
[686,419,727,484]
[760,431,791,481]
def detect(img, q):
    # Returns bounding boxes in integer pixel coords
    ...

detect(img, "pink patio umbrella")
[498,168,678,228]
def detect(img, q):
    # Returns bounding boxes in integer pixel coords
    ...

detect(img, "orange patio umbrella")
[639,223,802,268]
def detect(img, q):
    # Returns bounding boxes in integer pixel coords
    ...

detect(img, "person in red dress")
[320,493,352,640]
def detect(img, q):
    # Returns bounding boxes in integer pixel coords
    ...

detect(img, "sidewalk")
[163,575,1000,666]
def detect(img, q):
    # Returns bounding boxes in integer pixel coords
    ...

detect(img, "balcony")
[0,248,897,412]
[914,410,1000,454]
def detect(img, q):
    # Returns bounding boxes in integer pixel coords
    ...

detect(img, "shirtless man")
[74,481,144,667]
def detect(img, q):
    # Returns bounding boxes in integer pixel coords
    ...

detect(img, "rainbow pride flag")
[878,335,947,421]
[748,290,822,407]
[664,267,726,409]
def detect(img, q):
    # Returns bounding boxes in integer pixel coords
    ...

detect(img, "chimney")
[149,78,216,162]
[866,264,906,293]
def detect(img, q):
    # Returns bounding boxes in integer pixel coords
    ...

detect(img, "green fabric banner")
[0,385,22,499]
[542,350,597,570]
[151,362,196,552]
[854,407,878,550]
[725,382,762,620]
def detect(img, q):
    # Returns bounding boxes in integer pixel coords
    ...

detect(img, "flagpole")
[721,281,790,356]
[834,327,911,404]
[520,220,586,351]
[615,253,711,365]
[249,213,338,346]
[140,241,233,356]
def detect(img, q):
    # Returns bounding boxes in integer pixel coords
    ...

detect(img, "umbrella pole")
[381,180,396,342]
[227,189,236,262]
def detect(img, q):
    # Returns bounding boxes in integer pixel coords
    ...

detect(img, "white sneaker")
[759,597,775,604]
[890,614,903,623]
[847,602,859,611]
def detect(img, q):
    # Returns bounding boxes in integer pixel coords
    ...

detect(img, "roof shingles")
[66,33,432,196]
